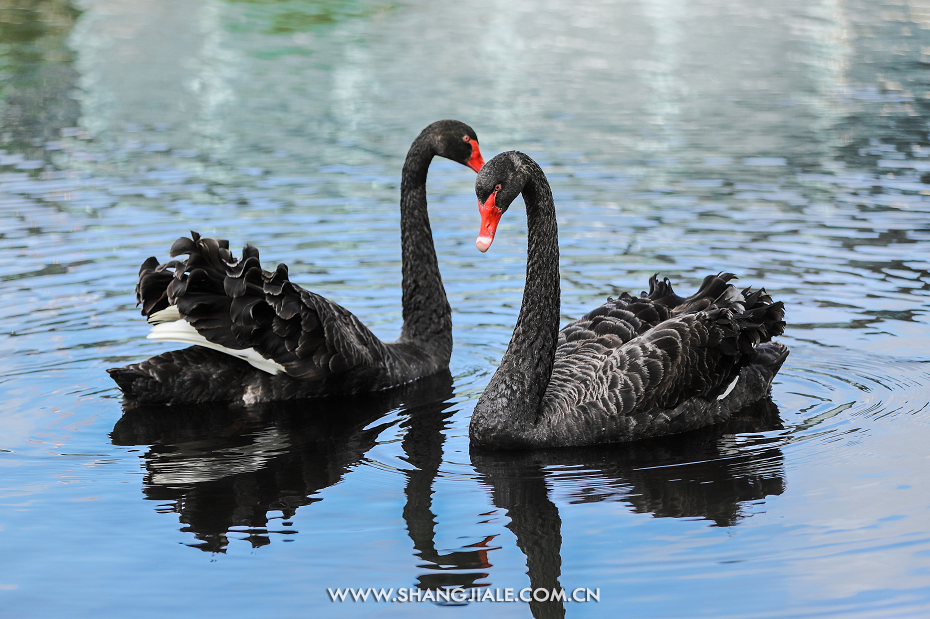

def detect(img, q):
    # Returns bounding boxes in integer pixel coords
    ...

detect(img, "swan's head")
[424,119,485,173]
[474,152,526,252]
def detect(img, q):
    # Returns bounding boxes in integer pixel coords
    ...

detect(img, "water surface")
[1,0,930,617]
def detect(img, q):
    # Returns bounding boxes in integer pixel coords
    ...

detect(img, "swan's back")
[536,279,786,447]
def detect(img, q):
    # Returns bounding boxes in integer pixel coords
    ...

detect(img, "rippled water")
[2,0,930,617]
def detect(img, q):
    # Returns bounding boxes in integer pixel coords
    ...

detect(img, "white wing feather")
[147,305,181,325]
[147,319,285,375]
[717,375,739,401]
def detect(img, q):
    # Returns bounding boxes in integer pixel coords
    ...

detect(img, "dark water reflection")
[112,368,456,553]
[2,0,930,617]
[113,368,494,590]
[472,398,784,619]
[112,360,787,614]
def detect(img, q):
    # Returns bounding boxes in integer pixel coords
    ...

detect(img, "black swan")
[108,120,485,405]
[469,151,787,449]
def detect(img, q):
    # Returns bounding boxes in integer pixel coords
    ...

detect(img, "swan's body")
[108,120,484,405]
[470,152,787,449]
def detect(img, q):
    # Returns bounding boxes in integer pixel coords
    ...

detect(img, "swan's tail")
[107,366,143,396]
[703,285,787,414]
[750,340,790,374]
[107,347,259,404]
[648,272,786,353]
[714,341,789,417]
[648,270,785,352]
[713,286,786,355]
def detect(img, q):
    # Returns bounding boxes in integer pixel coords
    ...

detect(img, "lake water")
[1,0,930,617]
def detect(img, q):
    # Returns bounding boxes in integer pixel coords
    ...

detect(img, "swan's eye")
[494,184,501,192]
[463,135,470,142]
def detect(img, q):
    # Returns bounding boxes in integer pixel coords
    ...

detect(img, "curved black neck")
[473,155,561,438]
[397,136,452,360]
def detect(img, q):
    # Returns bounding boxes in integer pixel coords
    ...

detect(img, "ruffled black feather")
[134,231,392,384]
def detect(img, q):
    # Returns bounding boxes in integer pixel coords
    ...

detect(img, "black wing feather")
[541,277,785,442]
[136,232,389,380]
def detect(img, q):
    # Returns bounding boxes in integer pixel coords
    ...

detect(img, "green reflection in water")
[0,0,81,149]
[223,0,396,36]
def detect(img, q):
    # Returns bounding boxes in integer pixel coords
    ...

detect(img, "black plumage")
[469,152,788,449]
[108,120,484,405]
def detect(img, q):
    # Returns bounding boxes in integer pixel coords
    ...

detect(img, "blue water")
[2,0,930,617]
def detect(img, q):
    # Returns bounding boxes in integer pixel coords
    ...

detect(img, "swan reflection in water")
[111,367,463,556]
[112,369,784,609]
[470,396,785,619]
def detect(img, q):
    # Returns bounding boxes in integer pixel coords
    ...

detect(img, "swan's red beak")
[467,141,485,173]
[477,192,502,253]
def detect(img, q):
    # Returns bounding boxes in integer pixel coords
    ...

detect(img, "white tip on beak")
[476,236,492,253]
